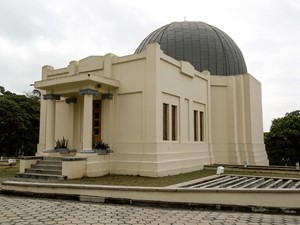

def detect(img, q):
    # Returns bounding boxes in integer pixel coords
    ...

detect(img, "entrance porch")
[35,60,119,156]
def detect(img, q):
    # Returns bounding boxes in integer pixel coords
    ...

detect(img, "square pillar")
[66,97,77,150]
[79,89,98,153]
[43,94,60,152]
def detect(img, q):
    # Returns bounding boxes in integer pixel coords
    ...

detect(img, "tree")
[0,88,40,157]
[24,89,41,102]
[0,86,5,94]
[265,110,300,166]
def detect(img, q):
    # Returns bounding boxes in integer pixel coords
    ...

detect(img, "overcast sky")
[0,0,299,131]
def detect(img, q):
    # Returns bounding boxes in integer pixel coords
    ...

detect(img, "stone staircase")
[16,157,67,180]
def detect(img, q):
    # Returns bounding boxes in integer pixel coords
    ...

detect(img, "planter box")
[55,148,69,154]
[95,149,108,155]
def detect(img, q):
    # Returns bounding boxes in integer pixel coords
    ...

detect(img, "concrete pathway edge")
[1,180,300,215]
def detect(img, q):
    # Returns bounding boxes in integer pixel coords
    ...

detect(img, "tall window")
[194,110,198,141]
[194,110,204,142]
[171,105,177,141]
[200,111,204,141]
[163,103,169,140]
[93,100,102,143]
[163,103,178,141]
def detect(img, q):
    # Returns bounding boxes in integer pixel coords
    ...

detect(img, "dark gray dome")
[135,21,247,76]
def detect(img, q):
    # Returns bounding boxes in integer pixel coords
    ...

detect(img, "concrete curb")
[1,180,300,215]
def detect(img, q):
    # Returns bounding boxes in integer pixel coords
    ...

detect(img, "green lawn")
[62,169,300,187]
[0,164,19,179]
[62,170,216,187]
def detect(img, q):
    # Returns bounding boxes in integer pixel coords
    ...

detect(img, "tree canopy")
[0,86,40,157]
[265,110,300,166]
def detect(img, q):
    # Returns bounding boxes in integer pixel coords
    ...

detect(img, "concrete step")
[37,160,62,166]
[16,156,66,180]
[16,172,66,180]
[43,157,63,161]
[25,168,62,175]
[31,164,62,170]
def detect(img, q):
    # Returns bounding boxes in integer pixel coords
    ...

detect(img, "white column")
[37,94,46,156]
[79,89,98,153]
[66,98,77,150]
[43,94,60,152]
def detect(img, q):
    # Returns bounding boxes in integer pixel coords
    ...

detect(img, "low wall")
[1,181,299,213]
[19,156,43,173]
[85,155,110,177]
[62,158,86,179]
[205,164,300,175]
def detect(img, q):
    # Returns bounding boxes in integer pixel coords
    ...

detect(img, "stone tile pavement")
[0,194,299,225]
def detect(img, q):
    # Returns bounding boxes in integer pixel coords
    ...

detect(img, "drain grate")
[183,175,300,190]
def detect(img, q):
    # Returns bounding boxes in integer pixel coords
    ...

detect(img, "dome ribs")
[135,21,247,76]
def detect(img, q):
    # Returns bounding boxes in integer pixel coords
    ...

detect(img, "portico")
[35,58,119,156]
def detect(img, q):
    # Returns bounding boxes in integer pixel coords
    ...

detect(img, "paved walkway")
[0,195,299,225]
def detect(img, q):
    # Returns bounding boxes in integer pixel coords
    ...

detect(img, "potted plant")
[94,140,109,155]
[54,137,69,154]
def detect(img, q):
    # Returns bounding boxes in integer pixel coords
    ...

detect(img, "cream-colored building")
[33,21,268,178]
